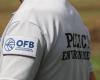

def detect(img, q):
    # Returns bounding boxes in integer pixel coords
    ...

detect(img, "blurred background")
[0,0,100,79]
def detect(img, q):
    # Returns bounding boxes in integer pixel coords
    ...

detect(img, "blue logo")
[16,40,34,48]
[15,40,34,52]
[4,38,35,52]
[4,38,15,51]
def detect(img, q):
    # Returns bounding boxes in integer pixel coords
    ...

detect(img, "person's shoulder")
[11,0,76,23]
[10,6,37,25]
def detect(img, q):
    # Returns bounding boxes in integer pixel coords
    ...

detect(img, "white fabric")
[0,0,92,80]
[0,38,1,53]
[2,22,40,58]
[0,78,18,80]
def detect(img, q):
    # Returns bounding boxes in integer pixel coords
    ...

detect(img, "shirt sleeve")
[0,21,45,80]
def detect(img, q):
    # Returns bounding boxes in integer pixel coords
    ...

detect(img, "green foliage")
[92,53,100,80]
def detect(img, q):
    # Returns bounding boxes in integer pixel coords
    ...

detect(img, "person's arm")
[0,56,37,80]
[0,21,45,80]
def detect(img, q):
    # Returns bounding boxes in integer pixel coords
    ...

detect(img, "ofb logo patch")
[4,38,15,51]
[3,37,37,57]
[4,38,35,52]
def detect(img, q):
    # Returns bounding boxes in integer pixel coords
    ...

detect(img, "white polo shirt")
[0,37,1,53]
[0,0,92,80]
